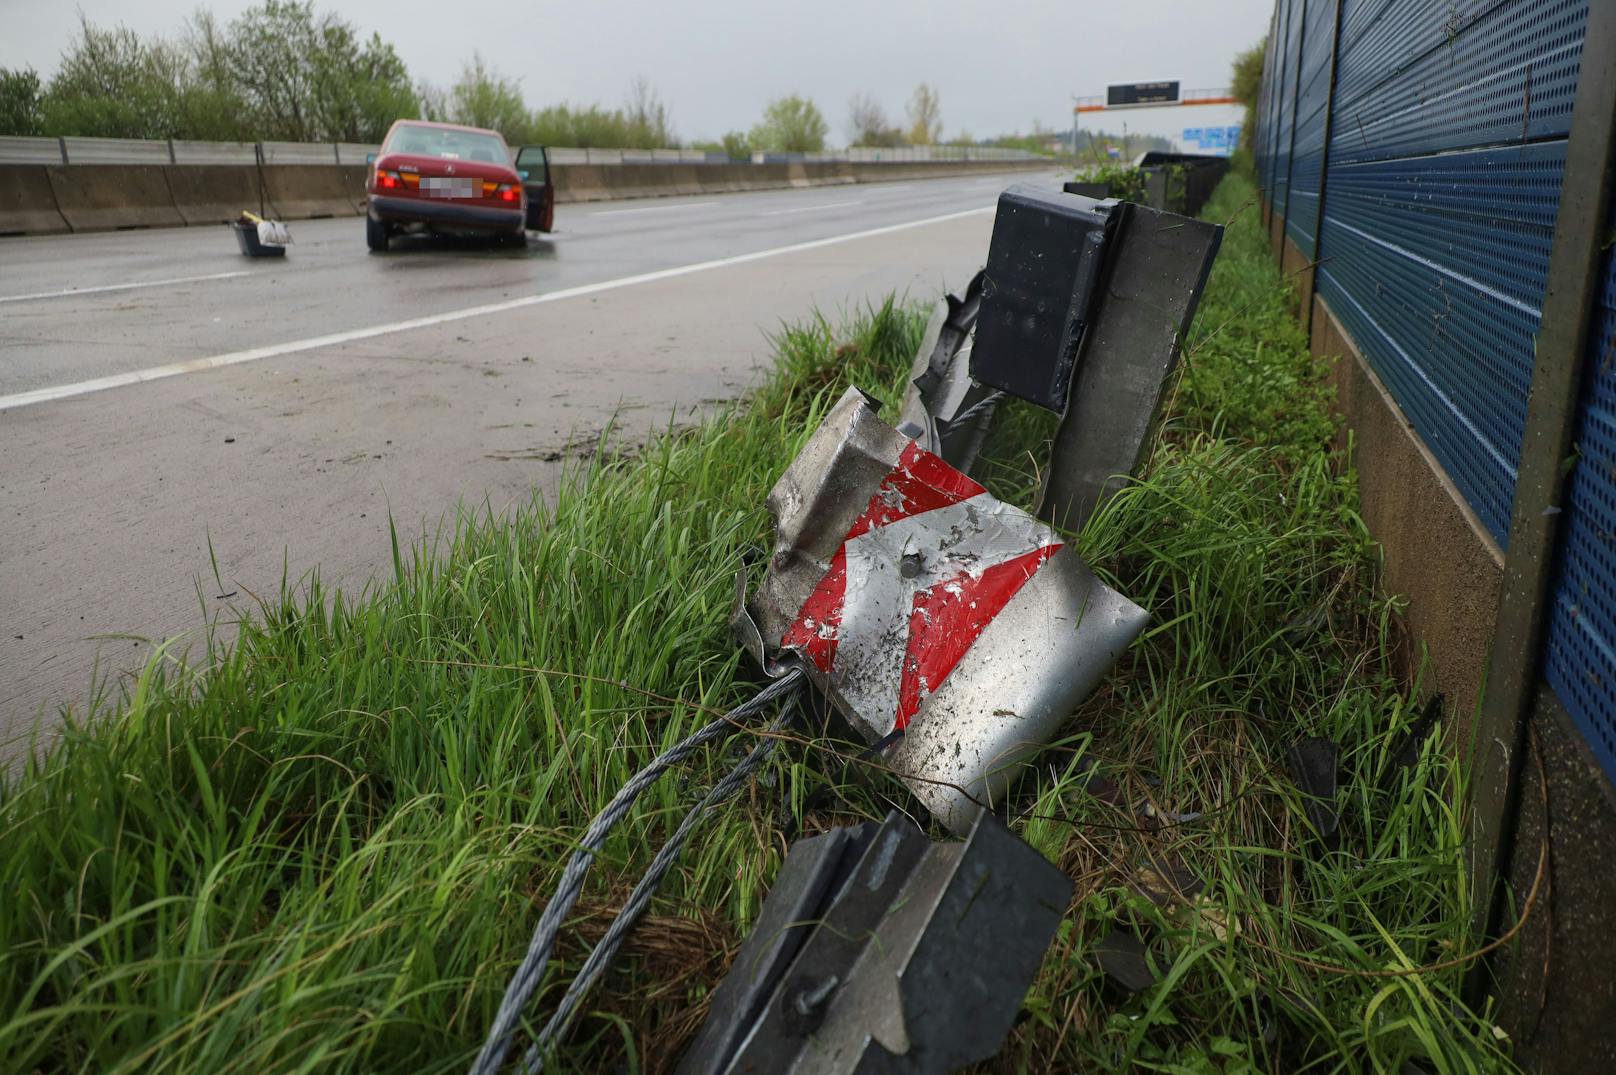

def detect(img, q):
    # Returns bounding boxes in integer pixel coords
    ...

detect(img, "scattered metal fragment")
[1094,929,1159,993]
[1287,736,1341,850]
[736,387,1149,833]
[895,271,1001,474]
[676,808,1073,1075]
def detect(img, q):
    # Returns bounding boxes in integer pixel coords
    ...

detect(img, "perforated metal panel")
[1272,0,1307,219]
[1312,0,1590,548]
[1316,142,1566,541]
[1258,0,1612,781]
[1286,0,1339,255]
[1544,189,1616,779]
[1331,0,1585,165]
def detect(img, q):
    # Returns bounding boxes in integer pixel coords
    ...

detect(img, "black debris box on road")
[232,219,287,258]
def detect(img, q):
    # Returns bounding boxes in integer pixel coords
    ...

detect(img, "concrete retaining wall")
[0,164,69,235]
[0,158,1055,234]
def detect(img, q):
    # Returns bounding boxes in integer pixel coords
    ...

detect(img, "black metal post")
[1468,0,1616,995]
[1279,0,1311,254]
[1303,0,1345,339]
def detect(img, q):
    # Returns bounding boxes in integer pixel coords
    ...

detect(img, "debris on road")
[232,211,291,257]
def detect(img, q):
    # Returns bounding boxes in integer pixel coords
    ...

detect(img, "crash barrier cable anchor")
[468,668,805,1075]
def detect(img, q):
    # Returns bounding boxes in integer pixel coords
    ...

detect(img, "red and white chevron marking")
[781,441,1063,738]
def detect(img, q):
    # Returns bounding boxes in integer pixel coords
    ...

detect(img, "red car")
[365,120,554,251]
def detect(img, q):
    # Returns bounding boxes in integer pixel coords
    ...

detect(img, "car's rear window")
[385,125,509,164]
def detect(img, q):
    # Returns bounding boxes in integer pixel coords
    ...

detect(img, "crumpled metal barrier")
[736,386,1149,834]
[675,808,1072,1075]
[893,270,998,473]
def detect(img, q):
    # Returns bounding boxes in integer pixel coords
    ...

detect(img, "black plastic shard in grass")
[1288,736,1341,851]
[1094,929,1160,994]
[676,809,1072,1075]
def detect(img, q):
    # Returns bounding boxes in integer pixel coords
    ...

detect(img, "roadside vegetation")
[1231,37,1267,154]
[0,3,1053,157]
[0,167,1514,1073]
[1070,161,1151,201]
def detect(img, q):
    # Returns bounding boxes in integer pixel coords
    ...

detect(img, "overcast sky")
[0,0,1268,145]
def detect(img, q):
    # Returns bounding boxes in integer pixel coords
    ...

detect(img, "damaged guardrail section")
[476,184,1222,1074]
[738,387,1149,834]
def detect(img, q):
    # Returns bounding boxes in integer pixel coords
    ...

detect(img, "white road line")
[0,206,994,412]
[0,271,251,305]
[761,200,865,217]
[589,201,721,217]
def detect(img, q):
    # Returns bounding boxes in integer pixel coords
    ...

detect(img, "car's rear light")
[376,169,402,190]
[486,182,520,203]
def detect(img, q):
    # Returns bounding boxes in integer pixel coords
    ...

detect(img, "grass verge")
[2,169,1514,1074]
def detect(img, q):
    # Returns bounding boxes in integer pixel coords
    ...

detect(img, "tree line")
[0,3,1055,156]
[1,4,415,143]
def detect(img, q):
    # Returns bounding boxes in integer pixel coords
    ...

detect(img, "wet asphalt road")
[0,168,1067,744]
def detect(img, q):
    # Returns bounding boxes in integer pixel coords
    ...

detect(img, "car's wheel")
[366,216,389,252]
[499,229,526,250]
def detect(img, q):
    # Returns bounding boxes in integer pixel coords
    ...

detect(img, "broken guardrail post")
[675,808,1072,1075]
[698,180,1224,1074]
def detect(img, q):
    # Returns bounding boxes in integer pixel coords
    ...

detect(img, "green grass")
[0,170,1513,1074]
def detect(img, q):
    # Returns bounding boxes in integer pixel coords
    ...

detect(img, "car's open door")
[515,146,554,232]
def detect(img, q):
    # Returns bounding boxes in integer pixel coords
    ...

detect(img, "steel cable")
[521,700,795,1072]
[468,668,804,1075]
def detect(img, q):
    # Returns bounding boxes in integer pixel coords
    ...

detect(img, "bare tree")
[625,75,674,147]
[847,92,888,145]
[906,83,941,145]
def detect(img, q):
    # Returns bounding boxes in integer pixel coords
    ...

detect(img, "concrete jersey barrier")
[165,164,265,225]
[263,165,366,220]
[0,158,1055,234]
[552,157,1047,205]
[0,164,70,235]
[46,164,183,231]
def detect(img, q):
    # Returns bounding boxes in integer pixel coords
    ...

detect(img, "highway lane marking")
[760,200,865,216]
[0,205,994,412]
[589,201,721,217]
[0,271,250,305]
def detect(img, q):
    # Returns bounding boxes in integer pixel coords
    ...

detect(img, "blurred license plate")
[422,177,478,199]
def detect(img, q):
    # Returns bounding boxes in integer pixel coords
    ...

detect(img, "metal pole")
[1303,0,1346,340]
[1279,0,1311,254]
[1467,0,1616,996]
[1263,0,1292,232]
